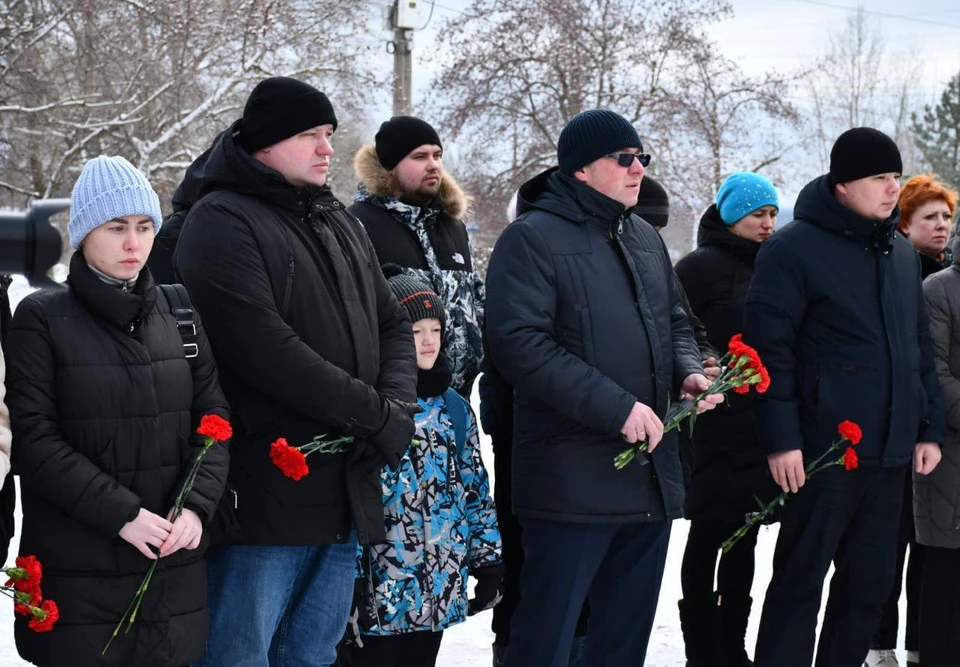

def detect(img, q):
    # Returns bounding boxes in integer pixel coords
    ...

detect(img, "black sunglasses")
[604,152,651,168]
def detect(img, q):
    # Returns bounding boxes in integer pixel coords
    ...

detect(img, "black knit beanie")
[239,77,338,153]
[557,109,643,175]
[375,116,443,170]
[829,127,902,184]
[383,264,445,326]
[636,176,669,228]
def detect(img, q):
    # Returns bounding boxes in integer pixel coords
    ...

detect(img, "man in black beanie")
[745,127,944,667]
[349,116,485,397]
[171,77,419,666]
[485,109,723,667]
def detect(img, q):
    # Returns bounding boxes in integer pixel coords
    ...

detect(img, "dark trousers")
[873,472,922,650]
[754,465,905,667]
[681,518,759,602]
[919,545,960,667]
[491,440,523,646]
[337,631,444,667]
[503,518,671,667]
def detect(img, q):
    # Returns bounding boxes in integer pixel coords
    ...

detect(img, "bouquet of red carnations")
[3,555,58,632]
[614,334,770,470]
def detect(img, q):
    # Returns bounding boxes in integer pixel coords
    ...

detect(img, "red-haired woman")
[868,174,957,667]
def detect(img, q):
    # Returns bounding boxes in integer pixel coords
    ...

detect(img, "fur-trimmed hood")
[353,143,470,220]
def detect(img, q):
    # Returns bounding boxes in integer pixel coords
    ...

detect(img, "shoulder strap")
[157,283,198,360]
[443,387,469,455]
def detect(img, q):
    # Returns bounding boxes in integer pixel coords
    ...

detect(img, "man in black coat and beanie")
[486,109,723,667]
[745,128,946,667]
[173,77,419,667]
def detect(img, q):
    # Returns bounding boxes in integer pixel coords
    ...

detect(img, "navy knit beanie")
[239,77,338,153]
[557,110,642,175]
[636,177,670,228]
[829,127,902,184]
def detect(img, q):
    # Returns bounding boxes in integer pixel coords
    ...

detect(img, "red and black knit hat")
[383,264,445,326]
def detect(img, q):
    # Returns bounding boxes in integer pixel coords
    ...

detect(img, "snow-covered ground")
[0,278,912,665]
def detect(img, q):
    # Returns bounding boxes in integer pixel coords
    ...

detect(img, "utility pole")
[391,25,413,116]
[388,0,425,116]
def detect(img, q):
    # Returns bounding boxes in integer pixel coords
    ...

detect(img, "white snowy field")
[0,277,912,665]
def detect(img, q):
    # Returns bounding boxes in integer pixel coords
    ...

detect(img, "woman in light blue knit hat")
[673,171,779,667]
[5,155,230,666]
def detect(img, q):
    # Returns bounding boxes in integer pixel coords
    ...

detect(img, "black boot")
[679,595,721,667]
[492,643,506,667]
[718,593,753,667]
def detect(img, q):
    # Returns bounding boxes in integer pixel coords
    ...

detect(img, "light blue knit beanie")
[715,172,779,225]
[69,155,163,249]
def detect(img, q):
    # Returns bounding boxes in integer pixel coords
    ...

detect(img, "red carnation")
[6,555,42,606]
[733,384,750,394]
[28,600,58,632]
[197,414,232,442]
[757,366,771,393]
[838,420,862,446]
[843,446,859,471]
[270,438,310,481]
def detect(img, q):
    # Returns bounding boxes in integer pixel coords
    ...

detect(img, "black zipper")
[282,254,296,316]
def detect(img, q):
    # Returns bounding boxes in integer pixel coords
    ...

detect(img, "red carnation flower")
[6,555,42,606]
[838,420,862,446]
[733,384,750,394]
[270,438,310,481]
[28,600,58,632]
[197,414,232,442]
[843,446,859,471]
[757,366,771,393]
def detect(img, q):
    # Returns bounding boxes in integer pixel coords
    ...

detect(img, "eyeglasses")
[604,152,651,168]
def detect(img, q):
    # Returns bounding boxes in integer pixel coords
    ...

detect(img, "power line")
[788,0,960,30]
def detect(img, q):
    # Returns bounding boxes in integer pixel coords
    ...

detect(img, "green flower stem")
[720,437,850,553]
[103,435,222,655]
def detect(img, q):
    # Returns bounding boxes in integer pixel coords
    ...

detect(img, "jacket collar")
[697,204,761,266]
[794,175,900,252]
[68,251,156,331]
[517,167,633,230]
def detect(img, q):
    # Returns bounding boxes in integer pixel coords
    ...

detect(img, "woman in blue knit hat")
[673,171,781,667]
[6,156,230,666]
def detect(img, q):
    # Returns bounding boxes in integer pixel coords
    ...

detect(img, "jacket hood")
[176,119,325,215]
[516,167,632,227]
[793,174,900,250]
[697,204,761,266]
[353,143,470,219]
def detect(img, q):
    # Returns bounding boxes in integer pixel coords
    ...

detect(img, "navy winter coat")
[485,168,702,523]
[744,175,945,466]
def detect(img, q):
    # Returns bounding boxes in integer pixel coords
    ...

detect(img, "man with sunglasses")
[485,109,722,667]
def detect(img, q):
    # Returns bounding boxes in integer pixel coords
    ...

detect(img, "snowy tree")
[427,0,798,259]
[0,0,383,211]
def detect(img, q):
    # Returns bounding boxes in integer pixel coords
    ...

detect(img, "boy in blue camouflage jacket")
[339,267,503,666]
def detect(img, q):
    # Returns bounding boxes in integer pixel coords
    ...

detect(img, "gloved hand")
[368,397,421,470]
[468,563,505,616]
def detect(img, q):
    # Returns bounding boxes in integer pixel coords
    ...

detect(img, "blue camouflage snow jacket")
[355,386,501,635]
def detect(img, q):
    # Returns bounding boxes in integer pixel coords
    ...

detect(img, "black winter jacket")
[675,205,779,522]
[7,254,229,667]
[744,175,945,466]
[173,121,417,546]
[485,168,702,522]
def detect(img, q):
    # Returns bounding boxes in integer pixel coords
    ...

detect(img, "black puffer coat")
[485,168,702,523]
[173,121,417,547]
[7,253,229,667]
[675,205,779,522]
